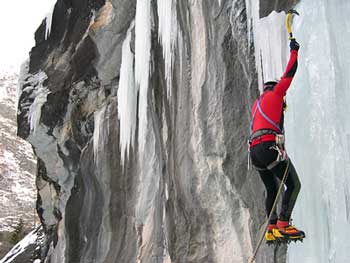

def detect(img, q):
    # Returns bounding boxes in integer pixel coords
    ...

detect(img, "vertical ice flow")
[135,0,151,153]
[287,1,350,262]
[93,106,106,163]
[45,2,55,40]
[157,0,178,97]
[249,4,287,91]
[27,71,50,135]
[248,0,350,261]
[118,22,137,164]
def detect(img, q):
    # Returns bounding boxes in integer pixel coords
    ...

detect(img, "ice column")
[45,2,55,40]
[93,106,107,163]
[156,0,178,97]
[135,0,151,153]
[248,6,287,90]
[117,22,137,164]
[27,71,50,135]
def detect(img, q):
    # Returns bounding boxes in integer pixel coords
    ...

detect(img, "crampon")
[266,226,305,245]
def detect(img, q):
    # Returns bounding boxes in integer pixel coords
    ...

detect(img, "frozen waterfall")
[249,0,350,262]
[287,1,350,262]
[13,0,350,262]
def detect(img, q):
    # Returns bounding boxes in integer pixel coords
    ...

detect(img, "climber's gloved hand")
[290,39,300,51]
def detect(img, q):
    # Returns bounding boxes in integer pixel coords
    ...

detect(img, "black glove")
[290,39,300,51]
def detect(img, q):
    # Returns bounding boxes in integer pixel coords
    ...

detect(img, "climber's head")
[263,81,278,92]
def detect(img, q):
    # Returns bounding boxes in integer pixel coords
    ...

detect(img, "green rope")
[248,159,290,263]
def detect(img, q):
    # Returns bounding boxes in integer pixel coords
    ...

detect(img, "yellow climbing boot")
[265,224,277,244]
[273,220,306,242]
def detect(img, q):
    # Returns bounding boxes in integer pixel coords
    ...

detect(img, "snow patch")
[0,80,9,99]
[0,70,36,232]
[0,228,39,263]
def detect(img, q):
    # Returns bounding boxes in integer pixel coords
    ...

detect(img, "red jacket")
[250,50,298,146]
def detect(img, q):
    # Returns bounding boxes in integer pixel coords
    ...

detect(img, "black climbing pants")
[249,141,301,224]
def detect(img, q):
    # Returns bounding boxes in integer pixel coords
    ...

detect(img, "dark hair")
[263,81,278,91]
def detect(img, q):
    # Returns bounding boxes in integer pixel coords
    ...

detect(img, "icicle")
[135,0,151,153]
[250,9,286,91]
[27,72,50,135]
[156,0,178,97]
[117,21,137,164]
[45,3,55,40]
[93,106,106,163]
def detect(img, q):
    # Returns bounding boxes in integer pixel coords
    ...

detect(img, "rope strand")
[248,159,290,263]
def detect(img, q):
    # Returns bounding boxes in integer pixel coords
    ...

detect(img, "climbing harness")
[247,92,284,171]
[275,134,285,146]
[267,136,287,170]
[248,135,287,171]
[248,159,291,263]
[249,129,278,142]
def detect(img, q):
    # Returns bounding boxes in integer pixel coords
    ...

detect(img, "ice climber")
[248,38,305,243]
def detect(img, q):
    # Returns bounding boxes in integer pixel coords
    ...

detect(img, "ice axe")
[286,9,299,40]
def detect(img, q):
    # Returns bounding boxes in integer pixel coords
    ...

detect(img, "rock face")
[259,0,300,17]
[0,73,36,231]
[17,0,297,262]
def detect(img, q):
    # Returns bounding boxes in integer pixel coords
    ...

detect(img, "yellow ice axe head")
[286,9,300,40]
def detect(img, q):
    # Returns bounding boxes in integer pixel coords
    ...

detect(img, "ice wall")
[287,1,350,262]
[246,2,288,91]
[249,0,350,262]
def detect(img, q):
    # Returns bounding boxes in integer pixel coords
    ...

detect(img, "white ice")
[93,106,106,163]
[287,1,350,262]
[117,22,137,164]
[156,0,177,97]
[135,0,151,153]
[249,0,350,261]
[45,2,55,40]
[249,6,287,92]
[27,71,50,135]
